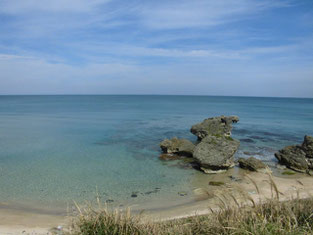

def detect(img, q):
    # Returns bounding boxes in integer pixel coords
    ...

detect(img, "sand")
[0,171,312,234]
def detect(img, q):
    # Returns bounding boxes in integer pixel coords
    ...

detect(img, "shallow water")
[0,95,312,211]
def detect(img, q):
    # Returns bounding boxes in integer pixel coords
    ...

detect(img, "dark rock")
[160,137,195,157]
[178,192,187,196]
[190,115,239,140]
[275,145,308,173]
[275,135,313,173]
[106,199,114,203]
[238,157,267,171]
[193,135,240,173]
[209,181,225,186]
[302,135,313,158]
[131,192,138,198]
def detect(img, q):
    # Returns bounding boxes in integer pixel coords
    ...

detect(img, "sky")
[0,0,312,97]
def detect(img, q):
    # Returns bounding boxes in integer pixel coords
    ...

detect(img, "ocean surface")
[0,95,312,211]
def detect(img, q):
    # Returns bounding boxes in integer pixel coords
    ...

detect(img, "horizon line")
[0,94,312,99]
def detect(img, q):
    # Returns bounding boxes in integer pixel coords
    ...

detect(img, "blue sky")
[0,0,312,97]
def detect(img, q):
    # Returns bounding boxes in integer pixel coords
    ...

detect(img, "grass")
[67,177,313,235]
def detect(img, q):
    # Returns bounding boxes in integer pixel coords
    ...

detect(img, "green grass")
[68,179,313,235]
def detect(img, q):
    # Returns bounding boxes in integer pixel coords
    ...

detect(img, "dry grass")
[68,175,313,235]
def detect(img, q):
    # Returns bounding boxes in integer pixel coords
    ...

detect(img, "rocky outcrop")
[302,135,313,158]
[238,157,267,171]
[160,137,195,157]
[190,115,239,140]
[193,135,239,172]
[159,115,240,174]
[275,135,313,173]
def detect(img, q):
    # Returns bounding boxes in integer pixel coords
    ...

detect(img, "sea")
[0,95,312,213]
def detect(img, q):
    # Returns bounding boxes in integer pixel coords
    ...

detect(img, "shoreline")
[0,170,312,234]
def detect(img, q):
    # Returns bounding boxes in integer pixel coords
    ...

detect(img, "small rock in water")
[209,181,225,186]
[131,192,138,198]
[106,199,114,203]
[178,191,187,196]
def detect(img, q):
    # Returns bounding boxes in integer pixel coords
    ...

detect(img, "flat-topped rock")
[193,135,240,173]
[160,137,195,157]
[190,115,239,140]
[238,157,267,171]
[275,135,313,173]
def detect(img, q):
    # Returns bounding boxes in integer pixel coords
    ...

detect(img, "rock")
[193,135,240,172]
[302,135,313,158]
[160,137,195,157]
[131,192,138,198]
[190,115,239,140]
[275,136,313,173]
[209,181,225,186]
[275,145,308,173]
[238,157,267,171]
[178,191,187,196]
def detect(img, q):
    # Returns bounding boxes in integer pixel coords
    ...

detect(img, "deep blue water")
[0,95,312,209]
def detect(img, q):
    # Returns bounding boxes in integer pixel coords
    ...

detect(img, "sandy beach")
[0,170,312,234]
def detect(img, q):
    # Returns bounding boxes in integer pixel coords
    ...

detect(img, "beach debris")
[238,157,267,172]
[275,135,313,173]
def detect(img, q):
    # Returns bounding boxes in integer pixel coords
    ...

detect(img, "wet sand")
[0,169,312,234]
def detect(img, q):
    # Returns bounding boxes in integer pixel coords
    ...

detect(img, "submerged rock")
[193,135,240,172]
[238,157,267,171]
[190,115,239,140]
[275,135,313,173]
[160,137,195,157]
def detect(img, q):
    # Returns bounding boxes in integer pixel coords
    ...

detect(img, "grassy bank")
[68,193,313,234]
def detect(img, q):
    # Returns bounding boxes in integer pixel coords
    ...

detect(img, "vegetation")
[68,179,313,235]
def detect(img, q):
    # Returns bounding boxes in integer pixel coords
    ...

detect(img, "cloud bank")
[0,0,312,97]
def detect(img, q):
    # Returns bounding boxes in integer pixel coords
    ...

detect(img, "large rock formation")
[275,135,313,173]
[190,115,239,140]
[238,157,267,172]
[160,137,195,157]
[159,115,240,173]
[193,135,240,173]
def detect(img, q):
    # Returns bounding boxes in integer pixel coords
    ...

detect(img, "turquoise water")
[0,95,312,210]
